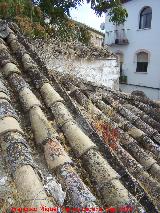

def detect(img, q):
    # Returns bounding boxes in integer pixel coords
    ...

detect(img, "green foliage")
[108,4,128,25]
[0,0,128,25]
[0,0,30,19]
[51,19,78,42]
[0,0,128,42]
[78,25,91,45]
[89,0,128,23]
[47,19,91,44]
[0,0,46,38]
[35,0,128,25]
[15,15,48,38]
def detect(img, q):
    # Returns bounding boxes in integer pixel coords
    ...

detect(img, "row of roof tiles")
[0,20,160,212]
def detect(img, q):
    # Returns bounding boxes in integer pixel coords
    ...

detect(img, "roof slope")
[0,20,160,212]
[121,0,133,3]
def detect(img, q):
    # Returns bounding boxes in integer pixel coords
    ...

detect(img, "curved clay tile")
[0,20,159,212]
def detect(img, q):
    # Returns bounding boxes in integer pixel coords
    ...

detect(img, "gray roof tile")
[0,20,160,212]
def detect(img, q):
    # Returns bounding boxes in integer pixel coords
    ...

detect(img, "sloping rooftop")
[121,0,133,3]
[0,20,160,212]
[71,19,105,37]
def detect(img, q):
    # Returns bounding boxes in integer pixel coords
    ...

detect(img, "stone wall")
[31,39,119,90]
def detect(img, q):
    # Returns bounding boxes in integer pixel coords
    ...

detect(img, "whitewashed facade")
[104,0,160,100]
[44,57,119,90]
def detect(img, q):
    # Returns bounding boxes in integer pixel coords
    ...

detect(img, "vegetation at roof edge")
[0,0,127,43]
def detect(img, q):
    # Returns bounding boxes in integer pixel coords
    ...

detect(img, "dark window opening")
[120,62,123,76]
[136,62,148,72]
[139,7,152,29]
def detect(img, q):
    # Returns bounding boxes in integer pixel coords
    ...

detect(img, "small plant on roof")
[93,120,119,150]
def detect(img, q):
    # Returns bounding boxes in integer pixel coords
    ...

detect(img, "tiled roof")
[0,20,160,212]
[121,0,133,3]
[71,19,105,36]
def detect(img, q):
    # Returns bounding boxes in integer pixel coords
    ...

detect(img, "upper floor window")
[136,52,148,72]
[139,7,152,29]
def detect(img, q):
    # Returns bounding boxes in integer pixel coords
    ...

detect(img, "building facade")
[74,20,105,47]
[89,29,104,47]
[104,0,160,100]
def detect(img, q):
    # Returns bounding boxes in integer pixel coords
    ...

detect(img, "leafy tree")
[0,0,128,42]
[0,0,127,25]
[33,0,128,25]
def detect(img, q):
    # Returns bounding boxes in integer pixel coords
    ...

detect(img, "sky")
[70,2,105,32]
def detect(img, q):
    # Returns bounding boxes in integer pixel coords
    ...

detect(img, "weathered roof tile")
[0,20,160,212]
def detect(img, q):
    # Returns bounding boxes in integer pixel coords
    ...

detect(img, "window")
[136,52,148,72]
[139,7,152,29]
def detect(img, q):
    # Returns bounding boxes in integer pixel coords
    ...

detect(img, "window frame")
[136,52,149,73]
[139,6,152,29]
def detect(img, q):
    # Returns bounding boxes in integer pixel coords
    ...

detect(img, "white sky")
[70,2,105,32]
